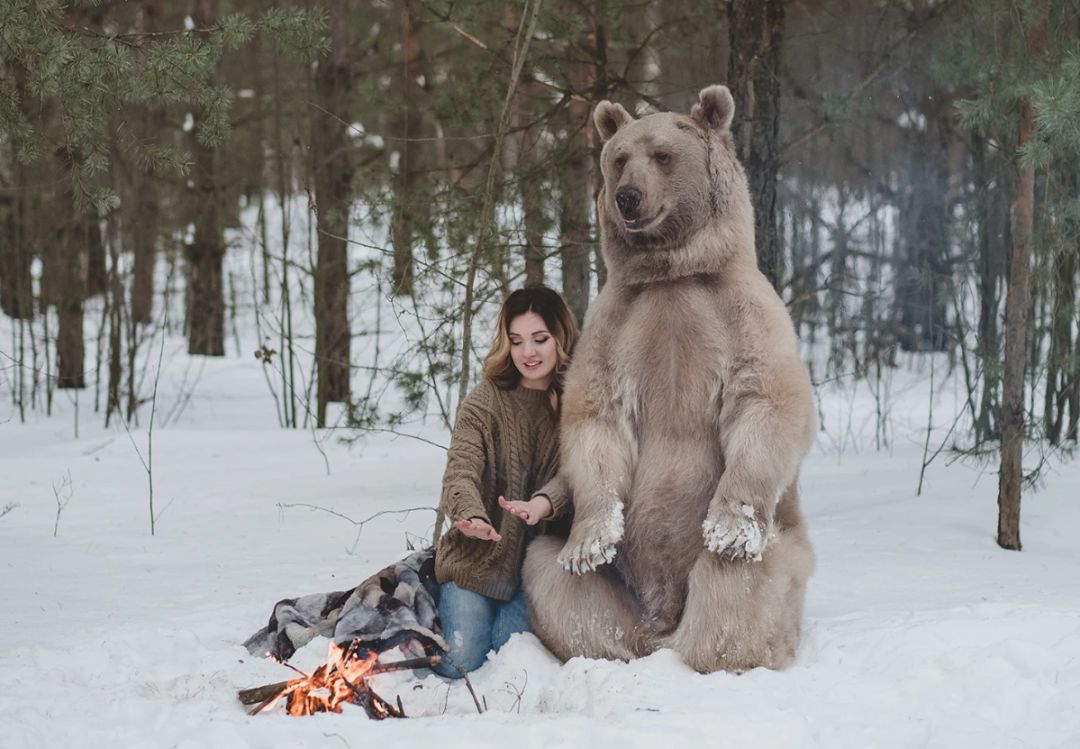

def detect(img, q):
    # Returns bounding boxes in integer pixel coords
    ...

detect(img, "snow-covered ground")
[4,347,1078,749]
[2,239,1079,747]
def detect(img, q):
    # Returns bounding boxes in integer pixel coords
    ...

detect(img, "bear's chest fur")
[604,280,732,436]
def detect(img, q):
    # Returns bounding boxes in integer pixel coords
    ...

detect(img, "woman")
[432,285,577,678]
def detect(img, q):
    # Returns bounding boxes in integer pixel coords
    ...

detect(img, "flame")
[257,643,384,717]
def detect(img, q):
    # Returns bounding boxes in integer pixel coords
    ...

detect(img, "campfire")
[239,641,441,719]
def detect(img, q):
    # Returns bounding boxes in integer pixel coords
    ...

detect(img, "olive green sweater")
[434,378,570,601]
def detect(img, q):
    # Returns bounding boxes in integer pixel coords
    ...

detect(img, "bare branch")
[276,503,437,554]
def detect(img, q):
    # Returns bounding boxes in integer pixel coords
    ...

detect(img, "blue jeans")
[432,582,531,678]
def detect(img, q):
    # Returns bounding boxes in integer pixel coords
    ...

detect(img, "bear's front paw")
[702,503,769,561]
[557,515,623,575]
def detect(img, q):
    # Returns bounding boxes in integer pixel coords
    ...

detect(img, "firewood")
[238,681,290,706]
[374,689,405,719]
[238,654,443,706]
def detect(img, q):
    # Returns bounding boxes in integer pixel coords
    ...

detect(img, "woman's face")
[508,311,558,390]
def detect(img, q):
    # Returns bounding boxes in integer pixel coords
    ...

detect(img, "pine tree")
[0,0,253,210]
[951,0,1080,549]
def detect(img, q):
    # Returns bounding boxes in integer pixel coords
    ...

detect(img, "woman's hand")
[452,517,502,542]
[499,494,553,526]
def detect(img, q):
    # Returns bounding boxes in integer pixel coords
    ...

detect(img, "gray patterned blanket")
[243,548,446,661]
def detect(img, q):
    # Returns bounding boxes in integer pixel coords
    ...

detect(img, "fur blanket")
[243,548,446,661]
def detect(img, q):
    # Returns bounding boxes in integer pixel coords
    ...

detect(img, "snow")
[3,254,1080,748]
[702,501,765,559]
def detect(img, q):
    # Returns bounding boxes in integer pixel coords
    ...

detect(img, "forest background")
[2,0,1079,550]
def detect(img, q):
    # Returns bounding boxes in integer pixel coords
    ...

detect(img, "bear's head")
[593,85,754,281]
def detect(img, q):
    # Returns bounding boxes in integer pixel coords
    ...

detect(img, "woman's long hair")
[483,285,577,407]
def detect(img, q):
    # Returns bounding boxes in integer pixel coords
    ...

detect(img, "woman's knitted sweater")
[434,378,570,601]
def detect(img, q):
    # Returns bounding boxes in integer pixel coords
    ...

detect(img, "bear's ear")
[691,85,735,132]
[593,101,634,143]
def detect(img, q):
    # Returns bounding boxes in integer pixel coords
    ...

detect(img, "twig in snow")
[51,470,73,537]
[147,305,166,536]
[452,663,486,715]
[0,502,18,521]
[441,681,451,714]
[917,348,937,497]
[154,497,176,523]
[503,669,527,714]
[917,348,965,496]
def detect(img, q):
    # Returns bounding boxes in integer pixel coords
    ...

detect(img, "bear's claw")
[557,513,626,578]
[703,503,767,561]
[557,499,624,574]
[557,537,617,578]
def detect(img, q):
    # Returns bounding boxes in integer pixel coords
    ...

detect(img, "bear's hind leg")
[661,528,813,673]
[522,535,646,662]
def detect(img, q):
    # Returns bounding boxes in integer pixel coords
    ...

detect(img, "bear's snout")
[615,186,642,220]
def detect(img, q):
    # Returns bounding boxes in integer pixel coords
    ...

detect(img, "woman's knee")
[434,582,494,678]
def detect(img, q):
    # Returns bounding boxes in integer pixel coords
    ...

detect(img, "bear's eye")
[654,151,671,165]
[614,154,627,170]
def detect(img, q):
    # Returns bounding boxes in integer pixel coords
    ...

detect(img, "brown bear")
[522,84,816,673]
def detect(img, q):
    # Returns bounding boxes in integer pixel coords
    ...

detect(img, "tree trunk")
[48,142,89,391]
[591,1,609,294]
[390,0,422,295]
[130,167,160,325]
[60,1,108,302]
[1068,350,1080,442]
[727,0,784,290]
[0,194,33,320]
[827,194,849,376]
[973,135,1007,443]
[105,230,124,425]
[312,0,353,425]
[79,210,106,300]
[861,208,885,373]
[895,92,951,353]
[520,145,547,287]
[186,0,225,357]
[56,206,88,389]
[130,0,165,325]
[559,26,596,329]
[1044,164,1078,445]
[559,100,592,329]
[185,211,225,357]
[2,67,35,321]
[806,200,822,346]
[40,212,61,310]
[83,212,107,298]
[1044,249,1075,445]
[997,0,1047,552]
[512,82,548,288]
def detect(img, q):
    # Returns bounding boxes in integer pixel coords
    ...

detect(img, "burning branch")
[240,645,442,719]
